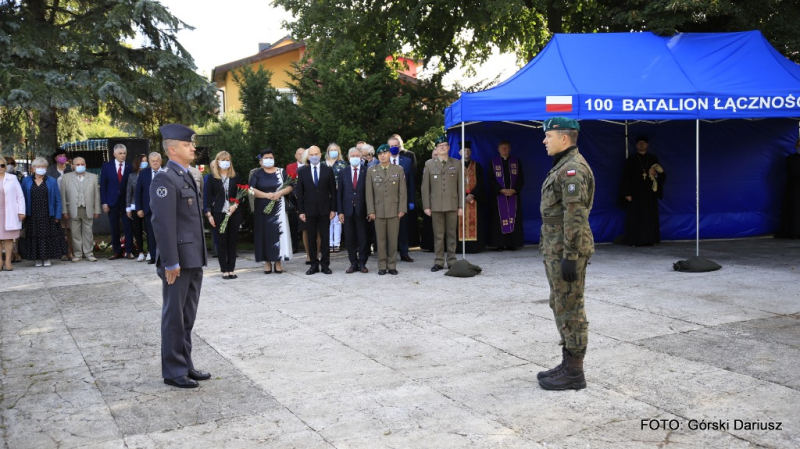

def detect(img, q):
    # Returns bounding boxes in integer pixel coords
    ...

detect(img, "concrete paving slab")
[1,238,799,448]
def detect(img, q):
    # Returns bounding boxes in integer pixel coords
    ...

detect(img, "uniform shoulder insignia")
[566,169,577,177]
[156,186,168,198]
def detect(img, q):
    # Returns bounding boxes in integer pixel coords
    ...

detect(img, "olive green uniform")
[540,146,595,358]
[366,164,407,270]
[421,157,463,267]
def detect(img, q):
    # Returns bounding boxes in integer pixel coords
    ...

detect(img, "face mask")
[262,159,275,168]
[56,156,67,164]
[389,146,400,156]
[7,165,14,172]
[35,168,47,176]
[308,155,321,165]
[140,162,149,170]
[75,165,86,174]
[350,157,361,167]
[328,150,338,159]
[218,161,231,170]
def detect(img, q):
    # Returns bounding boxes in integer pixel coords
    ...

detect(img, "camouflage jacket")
[539,146,595,259]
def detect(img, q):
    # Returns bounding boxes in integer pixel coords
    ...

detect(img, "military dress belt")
[542,216,563,225]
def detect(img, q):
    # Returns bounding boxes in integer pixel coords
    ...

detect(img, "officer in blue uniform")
[150,124,210,389]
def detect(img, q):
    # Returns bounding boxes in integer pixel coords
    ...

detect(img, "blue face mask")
[140,162,149,170]
[308,155,321,165]
[350,157,361,167]
[328,150,338,159]
[262,158,275,168]
[74,165,86,173]
[35,168,47,176]
[389,146,400,156]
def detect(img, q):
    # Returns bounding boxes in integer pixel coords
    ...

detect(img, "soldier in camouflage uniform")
[538,117,595,391]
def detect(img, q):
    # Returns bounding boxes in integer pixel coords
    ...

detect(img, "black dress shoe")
[431,264,443,272]
[108,253,122,260]
[306,266,319,275]
[388,269,398,275]
[305,260,312,265]
[360,266,369,273]
[188,369,211,381]
[164,375,199,388]
[322,267,333,274]
[506,246,519,251]
[378,269,387,275]
[222,274,231,280]
[147,259,156,264]
[230,274,238,279]
[401,255,414,262]
[346,266,357,274]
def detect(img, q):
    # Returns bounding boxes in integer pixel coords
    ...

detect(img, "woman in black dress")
[20,157,67,266]
[205,151,243,279]
[250,149,294,273]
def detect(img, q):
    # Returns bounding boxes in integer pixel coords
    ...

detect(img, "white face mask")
[262,159,275,168]
[7,165,14,172]
[35,168,47,176]
[218,161,231,170]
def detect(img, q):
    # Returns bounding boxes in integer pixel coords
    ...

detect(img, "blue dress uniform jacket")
[149,161,207,268]
[149,160,207,380]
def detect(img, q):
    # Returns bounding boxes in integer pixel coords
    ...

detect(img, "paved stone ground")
[1,238,798,448]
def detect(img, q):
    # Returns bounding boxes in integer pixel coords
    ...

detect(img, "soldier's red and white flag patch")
[566,169,576,176]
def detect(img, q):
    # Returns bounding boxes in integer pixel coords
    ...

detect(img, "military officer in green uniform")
[421,135,463,272]
[538,117,595,391]
[366,144,407,275]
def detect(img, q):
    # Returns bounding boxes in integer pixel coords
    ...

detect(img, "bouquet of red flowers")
[264,171,298,214]
[219,184,252,233]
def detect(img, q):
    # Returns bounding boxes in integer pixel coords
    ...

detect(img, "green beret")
[376,144,390,154]
[434,135,448,145]
[543,117,580,132]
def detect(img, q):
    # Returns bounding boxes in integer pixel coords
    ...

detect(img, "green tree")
[232,64,303,163]
[287,42,455,155]
[273,0,800,74]
[0,0,219,155]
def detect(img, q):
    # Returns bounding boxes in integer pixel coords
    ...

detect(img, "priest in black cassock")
[776,138,800,239]
[621,135,666,246]
[488,140,524,251]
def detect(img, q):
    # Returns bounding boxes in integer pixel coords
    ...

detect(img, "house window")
[277,88,297,104]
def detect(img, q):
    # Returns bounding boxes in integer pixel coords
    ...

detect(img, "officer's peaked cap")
[160,124,196,143]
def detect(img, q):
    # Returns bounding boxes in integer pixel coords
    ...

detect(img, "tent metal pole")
[461,121,466,259]
[696,119,700,257]
[625,120,629,158]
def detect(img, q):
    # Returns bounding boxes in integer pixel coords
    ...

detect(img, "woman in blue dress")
[250,149,294,273]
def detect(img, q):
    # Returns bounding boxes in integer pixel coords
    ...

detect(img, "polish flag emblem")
[546,96,573,113]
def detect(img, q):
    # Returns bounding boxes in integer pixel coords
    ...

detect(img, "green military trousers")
[543,256,589,358]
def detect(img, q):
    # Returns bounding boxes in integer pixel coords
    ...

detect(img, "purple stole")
[492,156,518,234]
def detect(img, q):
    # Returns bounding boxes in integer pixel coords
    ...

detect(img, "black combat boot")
[538,352,586,390]
[537,347,568,380]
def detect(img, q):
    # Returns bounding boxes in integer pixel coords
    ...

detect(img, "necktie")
[352,167,358,190]
[313,165,318,187]
[117,162,122,182]
[393,159,397,165]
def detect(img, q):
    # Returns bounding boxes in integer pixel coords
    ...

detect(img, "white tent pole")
[461,121,466,259]
[625,120,629,158]
[696,119,700,257]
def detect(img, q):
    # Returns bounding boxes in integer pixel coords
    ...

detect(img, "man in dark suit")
[135,152,163,264]
[150,124,210,389]
[337,147,369,274]
[387,137,416,262]
[100,144,133,259]
[296,145,336,275]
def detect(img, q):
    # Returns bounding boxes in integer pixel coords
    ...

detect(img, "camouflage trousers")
[543,256,589,358]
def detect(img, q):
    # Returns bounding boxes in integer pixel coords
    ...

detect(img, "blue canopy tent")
[444,31,800,255]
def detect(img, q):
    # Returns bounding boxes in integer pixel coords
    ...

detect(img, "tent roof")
[445,31,800,126]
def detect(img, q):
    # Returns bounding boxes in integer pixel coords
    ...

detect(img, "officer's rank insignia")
[566,169,577,176]
[156,186,168,198]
